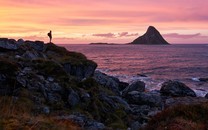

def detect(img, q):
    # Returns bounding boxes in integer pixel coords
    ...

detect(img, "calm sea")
[62,44,208,97]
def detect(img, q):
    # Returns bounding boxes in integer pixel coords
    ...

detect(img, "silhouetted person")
[48,30,52,43]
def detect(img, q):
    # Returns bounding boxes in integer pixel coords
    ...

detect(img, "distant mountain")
[130,26,170,45]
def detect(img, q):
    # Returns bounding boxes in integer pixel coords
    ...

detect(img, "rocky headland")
[0,38,207,130]
[130,26,170,45]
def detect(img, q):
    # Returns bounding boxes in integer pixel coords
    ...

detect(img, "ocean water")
[62,44,208,97]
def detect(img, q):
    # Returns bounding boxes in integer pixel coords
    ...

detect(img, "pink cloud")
[118,32,138,37]
[92,33,115,38]
[163,33,208,39]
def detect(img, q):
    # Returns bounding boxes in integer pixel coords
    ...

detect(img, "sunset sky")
[0,0,208,44]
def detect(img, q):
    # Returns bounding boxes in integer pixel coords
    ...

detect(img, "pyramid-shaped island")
[130,26,170,45]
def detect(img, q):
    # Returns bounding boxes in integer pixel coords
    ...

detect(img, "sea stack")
[130,26,170,45]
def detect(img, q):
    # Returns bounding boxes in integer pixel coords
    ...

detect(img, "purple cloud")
[163,33,208,39]
[92,33,115,38]
[118,32,138,37]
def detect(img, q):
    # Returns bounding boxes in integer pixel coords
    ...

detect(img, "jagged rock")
[165,97,208,108]
[126,91,162,107]
[0,38,18,50]
[130,26,169,45]
[22,50,46,60]
[25,40,45,51]
[118,81,129,91]
[122,80,145,96]
[68,89,80,107]
[160,80,196,97]
[63,62,97,80]
[205,93,208,99]
[93,70,120,94]
[42,106,50,114]
[130,121,142,130]
[199,78,208,82]
[109,96,131,111]
[56,114,105,130]
[17,39,24,46]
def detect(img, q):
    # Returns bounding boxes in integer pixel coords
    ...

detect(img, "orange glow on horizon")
[0,0,208,44]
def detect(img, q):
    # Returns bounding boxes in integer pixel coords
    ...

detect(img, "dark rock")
[56,114,105,130]
[137,74,148,77]
[93,70,120,94]
[205,93,208,99]
[122,80,145,96]
[25,40,45,51]
[126,91,162,107]
[63,62,97,80]
[118,81,129,91]
[165,97,208,108]
[109,96,131,111]
[22,50,46,60]
[17,39,24,45]
[42,106,50,114]
[199,78,208,82]
[0,38,18,50]
[68,89,80,107]
[160,80,196,97]
[130,26,170,45]
[130,121,142,130]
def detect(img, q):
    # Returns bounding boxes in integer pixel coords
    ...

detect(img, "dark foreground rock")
[126,91,162,107]
[130,26,170,45]
[160,80,196,97]
[0,38,18,50]
[164,96,208,108]
[56,114,105,130]
[205,93,208,99]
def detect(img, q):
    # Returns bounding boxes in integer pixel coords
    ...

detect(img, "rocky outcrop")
[126,91,162,107]
[56,114,105,130]
[1,37,207,129]
[160,80,196,97]
[164,97,208,108]
[122,80,145,96]
[0,38,18,50]
[93,70,121,94]
[130,26,170,45]
[205,93,208,99]
[63,62,97,80]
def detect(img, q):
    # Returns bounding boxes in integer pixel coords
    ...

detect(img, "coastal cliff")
[0,38,207,130]
[130,26,170,45]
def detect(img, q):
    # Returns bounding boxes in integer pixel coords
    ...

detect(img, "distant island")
[90,26,170,45]
[130,26,170,45]
[89,42,117,45]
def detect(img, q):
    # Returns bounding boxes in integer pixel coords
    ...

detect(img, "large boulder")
[63,62,97,80]
[205,93,208,99]
[25,40,45,51]
[93,70,120,94]
[22,50,46,60]
[160,80,196,97]
[165,97,208,108]
[0,38,18,50]
[122,80,145,96]
[126,91,162,107]
[68,89,80,107]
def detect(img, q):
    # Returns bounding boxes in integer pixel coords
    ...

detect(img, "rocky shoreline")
[0,38,208,129]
